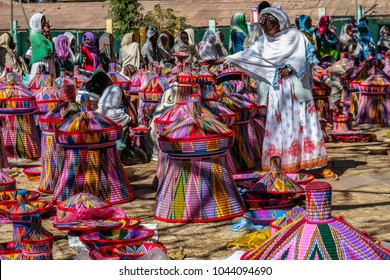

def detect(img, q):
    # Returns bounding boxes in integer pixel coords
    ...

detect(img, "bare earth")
[1,125,390,260]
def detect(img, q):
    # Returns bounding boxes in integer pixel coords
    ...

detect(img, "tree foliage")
[142,4,190,36]
[107,0,144,38]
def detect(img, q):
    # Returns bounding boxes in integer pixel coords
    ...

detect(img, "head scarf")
[184,29,195,46]
[172,30,198,62]
[199,29,219,61]
[55,34,69,62]
[82,32,99,68]
[158,33,172,62]
[317,15,330,36]
[230,13,249,37]
[120,32,141,70]
[227,7,314,86]
[29,13,44,33]
[99,32,115,61]
[147,27,158,40]
[64,31,77,63]
[95,85,130,126]
[0,33,12,48]
[378,26,390,50]
[339,24,354,49]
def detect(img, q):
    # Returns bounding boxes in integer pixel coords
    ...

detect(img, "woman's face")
[180,32,189,44]
[71,38,76,47]
[305,18,312,29]
[109,34,114,46]
[41,16,46,30]
[84,37,91,46]
[161,36,168,46]
[261,18,280,37]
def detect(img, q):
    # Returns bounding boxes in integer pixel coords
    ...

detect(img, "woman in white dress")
[208,7,332,176]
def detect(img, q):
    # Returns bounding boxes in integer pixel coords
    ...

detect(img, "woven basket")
[113,242,167,260]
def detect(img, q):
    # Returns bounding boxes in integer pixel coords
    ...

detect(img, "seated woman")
[172,29,198,63]
[78,70,113,109]
[0,32,29,75]
[198,29,220,61]
[95,85,146,165]
[99,32,117,72]
[80,32,101,72]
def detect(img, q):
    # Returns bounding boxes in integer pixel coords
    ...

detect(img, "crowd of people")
[1,2,390,180]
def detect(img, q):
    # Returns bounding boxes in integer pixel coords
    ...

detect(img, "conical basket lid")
[0,169,16,190]
[57,192,112,211]
[249,156,305,194]
[360,73,390,93]
[0,74,36,112]
[55,95,122,145]
[38,101,81,131]
[242,181,390,260]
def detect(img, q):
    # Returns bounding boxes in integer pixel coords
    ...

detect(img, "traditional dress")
[226,7,327,172]
[63,31,77,64]
[81,32,100,72]
[353,22,375,60]
[0,33,29,75]
[99,33,117,72]
[141,28,163,65]
[316,15,340,60]
[172,30,198,63]
[54,34,74,73]
[29,13,56,81]
[339,24,356,54]
[377,26,390,53]
[157,34,173,64]
[198,30,220,61]
[120,32,141,71]
[215,31,228,57]
[229,13,249,54]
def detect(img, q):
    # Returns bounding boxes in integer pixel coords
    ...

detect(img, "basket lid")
[249,156,305,194]
[0,169,16,187]
[28,74,58,90]
[360,73,390,88]
[38,101,81,130]
[55,94,122,145]
[57,192,112,211]
[0,74,36,111]
[160,101,234,142]
[216,67,244,84]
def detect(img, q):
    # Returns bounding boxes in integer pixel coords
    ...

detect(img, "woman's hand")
[279,66,292,78]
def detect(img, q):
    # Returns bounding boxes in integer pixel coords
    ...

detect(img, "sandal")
[319,169,339,181]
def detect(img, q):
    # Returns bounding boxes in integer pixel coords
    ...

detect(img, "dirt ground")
[1,126,390,260]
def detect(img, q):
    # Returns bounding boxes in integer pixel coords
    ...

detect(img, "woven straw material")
[129,71,147,95]
[55,76,82,88]
[89,246,120,260]
[229,123,256,171]
[242,181,390,260]
[38,102,81,193]
[0,119,9,169]
[359,73,390,94]
[21,214,53,260]
[34,88,62,114]
[113,243,167,260]
[79,227,155,250]
[138,76,169,102]
[356,94,390,125]
[0,190,40,205]
[55,112,122,145]
[154,154,246,222]
[243,209,287,226]
[107,72,131,92]
[56,192,112,221]
[1,114,41,159]
[28,74,58,91]
[0,243,22,260]
[53,143,134,204]
[270,207,306,235]
[53,219,122,232]
[38,131,61,193]
[0,169,16,191]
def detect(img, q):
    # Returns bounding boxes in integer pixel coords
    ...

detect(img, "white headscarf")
[184,29,195,46]
[158,33,172,62]
[95,85,131,126]
[63,31,77,63]
[120,32,141,70]
[29,13,44,33]
[199,30,219,61]
[378,26,390,50]
[226,7,310,85]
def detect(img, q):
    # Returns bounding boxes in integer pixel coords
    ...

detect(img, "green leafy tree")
[142,4,190,36]
[107,0,144,38]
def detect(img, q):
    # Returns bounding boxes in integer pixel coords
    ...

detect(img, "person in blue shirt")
[229,13,249,54]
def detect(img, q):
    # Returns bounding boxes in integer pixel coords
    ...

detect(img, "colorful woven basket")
[107,64,132,92]
[0,169,16,191]
[22,166,41,182]
[0,74,41,159]
[270,207,306,235]
[0,189,40,206]
[243,209,287,226]
[53,219,122,232]
[0,242,22,260]
[21,214,54,260]
[56,192,112,222]
[53,95,135,204]
[113,242,168,260]
[79,227,155,251]
[155,101,246,223]
[242,181,390,260]
[38,101,81,194]
[33,76,62,114]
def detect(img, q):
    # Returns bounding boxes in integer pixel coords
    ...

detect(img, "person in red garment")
[80,32,101,72]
